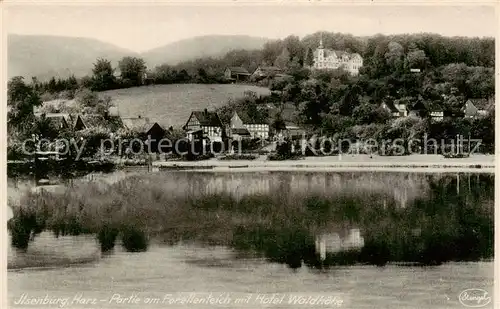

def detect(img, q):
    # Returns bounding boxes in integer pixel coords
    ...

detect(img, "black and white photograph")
[3,2,497,308]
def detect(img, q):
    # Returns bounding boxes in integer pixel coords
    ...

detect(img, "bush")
[273,138,294,159]
[97,225,119,252]
[121,226,148,252]
[8,211,38,251]
[7,143,26,161]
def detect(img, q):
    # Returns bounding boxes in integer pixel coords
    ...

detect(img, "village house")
[312,38,363,75]
[270,102,305,142]
[183,109,225,142]
[229,127,251,141]
[121,116,165,138]
[230,111,269,140]
[121,116,150,131]
[73,113,122,131]
[251,66,284,80]
[381,101,399,117]
[34,112,70,130]
[224,67,251,82]
[143,123,166,152]
[408,101,427,118]
[381,101,408,118]
[430,108,444,122]
[121,116,166,152]
[462,98,492,118]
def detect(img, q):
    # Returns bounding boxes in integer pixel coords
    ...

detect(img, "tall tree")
[305,47,314,67]
[118,57,147,86]
[405,49,428,70]
[384,41,404,70]
[7,77,42,134]
[92,58,116,91]
[274,49,290,69]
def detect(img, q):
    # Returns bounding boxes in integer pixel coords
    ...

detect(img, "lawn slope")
[102,84,271,127]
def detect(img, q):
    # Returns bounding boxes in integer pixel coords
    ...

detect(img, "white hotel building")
[312,39,363,75]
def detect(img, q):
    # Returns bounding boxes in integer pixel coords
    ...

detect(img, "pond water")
[8,245,494,309]
[8,171,494,308]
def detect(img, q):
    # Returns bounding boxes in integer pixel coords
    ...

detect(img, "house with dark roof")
[143,123,166,152]
[224,67,251,82]
[230,127,251,141]
[121,116,165,138]
[268,103,305,141]
[183,109,225,142]
[121,116,167,152]
[408,101,427,118]
[230,111,269,140]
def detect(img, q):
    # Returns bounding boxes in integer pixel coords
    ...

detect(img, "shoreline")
[153,154,495,173]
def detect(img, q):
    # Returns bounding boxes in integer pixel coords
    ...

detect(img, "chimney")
[204,108,208,115]
[138,115,141,119]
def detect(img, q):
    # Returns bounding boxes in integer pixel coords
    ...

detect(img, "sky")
[4,3,497,53]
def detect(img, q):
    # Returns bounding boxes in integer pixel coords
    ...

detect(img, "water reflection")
[315,229,365,261]
[10,172,494,270]
[210,172,494,269]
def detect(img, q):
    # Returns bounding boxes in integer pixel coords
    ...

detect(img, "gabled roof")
[74,114,124,131]
[121,117,150,131]
[234,111,268,125]
[409,101,426,111]
[226,67,250,75]
[145,122,166,136]
[466,98,493,110]
[189,110,223,127]
[254,66,283,75]
[381,101,399,113]
[47,114,69,129]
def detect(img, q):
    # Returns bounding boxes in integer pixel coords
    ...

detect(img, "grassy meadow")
[101,84,271,127]
[8,172,494,268]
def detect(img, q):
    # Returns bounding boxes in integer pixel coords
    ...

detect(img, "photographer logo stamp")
[458,289,491,307]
